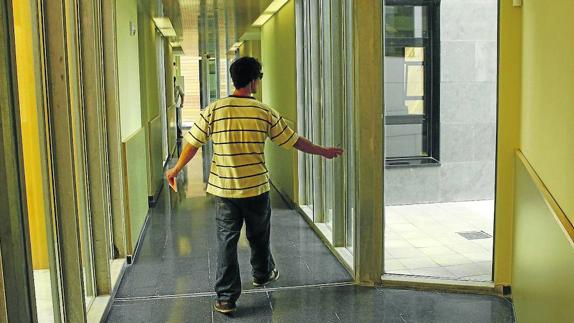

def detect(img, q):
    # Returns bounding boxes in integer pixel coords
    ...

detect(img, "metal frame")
[0,1,37,321]
[41,0,94,319]
[0,248,6,322]
[79,0,113,296]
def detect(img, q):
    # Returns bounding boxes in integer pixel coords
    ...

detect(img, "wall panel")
[122,128,150,252]
[512,155,574,322]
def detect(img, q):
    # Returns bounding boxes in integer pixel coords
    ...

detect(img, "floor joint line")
[114,281,356,303]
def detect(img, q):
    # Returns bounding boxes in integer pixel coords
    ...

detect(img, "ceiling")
[175,0,272,57]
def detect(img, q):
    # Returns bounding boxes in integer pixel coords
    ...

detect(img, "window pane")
[385,124,427,158]
[385,6,428,38]
[384,3,433,161]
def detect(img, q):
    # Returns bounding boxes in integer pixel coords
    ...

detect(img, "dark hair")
[229,57,262,89]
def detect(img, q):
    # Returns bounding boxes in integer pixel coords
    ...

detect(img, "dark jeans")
[214,192,275,303]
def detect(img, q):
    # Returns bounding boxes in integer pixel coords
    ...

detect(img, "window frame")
[384,0,441,168]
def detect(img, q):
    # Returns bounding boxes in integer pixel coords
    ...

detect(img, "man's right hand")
[320,147,344,159]
[165,168,179,192]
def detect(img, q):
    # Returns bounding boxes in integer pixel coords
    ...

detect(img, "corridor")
[105,157,514,322]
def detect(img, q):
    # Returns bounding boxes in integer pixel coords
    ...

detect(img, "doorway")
[383,0,498,282]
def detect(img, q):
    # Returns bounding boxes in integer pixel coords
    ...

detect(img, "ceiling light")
[153,17,177,38]
[251,0,289,27]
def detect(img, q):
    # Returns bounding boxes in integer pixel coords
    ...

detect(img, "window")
[384,0,440,167]
[296,0,356,259]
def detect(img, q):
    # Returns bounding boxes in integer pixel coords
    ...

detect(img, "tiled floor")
[385,201,494,281]
[34,269,55,323]
[106,153,513,322]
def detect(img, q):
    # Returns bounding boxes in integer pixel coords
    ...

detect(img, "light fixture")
[152,17,177,38]
[251,0,289,27]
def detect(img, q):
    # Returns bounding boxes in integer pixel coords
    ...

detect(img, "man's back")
[184,96,298,198]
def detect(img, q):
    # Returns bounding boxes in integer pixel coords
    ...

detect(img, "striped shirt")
[184,96,299,198]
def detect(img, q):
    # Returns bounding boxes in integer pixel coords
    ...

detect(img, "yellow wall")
[504,0,574,321]
[260,0,298,200]
[520,0,574,221]
[13,0,48,270]
[238,40,262,101]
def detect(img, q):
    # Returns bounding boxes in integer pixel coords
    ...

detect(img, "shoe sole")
[213,305,236,314]
[253,270,280,287]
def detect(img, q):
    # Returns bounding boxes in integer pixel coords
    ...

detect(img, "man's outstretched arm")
[165,143,199,188]
[293,137,343,159]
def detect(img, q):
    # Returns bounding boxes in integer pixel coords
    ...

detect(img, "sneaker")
[213,300,236,314]
[253,269,280,287]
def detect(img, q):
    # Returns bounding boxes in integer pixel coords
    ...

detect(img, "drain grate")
[456,231,492,240]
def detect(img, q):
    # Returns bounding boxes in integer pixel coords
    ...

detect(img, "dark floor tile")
[106,298,213,323]
[212,294,273,323]
[261,285,515,323]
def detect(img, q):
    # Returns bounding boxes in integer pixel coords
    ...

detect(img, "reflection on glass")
[406,100,424,115]
[386,124,426,158]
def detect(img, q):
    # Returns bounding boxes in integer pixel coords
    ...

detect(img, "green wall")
[116,0,149,253]
[137,0,163,197]
[521,0,574,222]
[512,158,574,323]
[261,0,298,200]
[116,0,142,140]
[122,128,149,252]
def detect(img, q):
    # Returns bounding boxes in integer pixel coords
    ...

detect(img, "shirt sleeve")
[184,107,211,148]
[268,108,299,149]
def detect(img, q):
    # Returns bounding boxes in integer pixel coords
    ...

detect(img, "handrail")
[516,150,574,248]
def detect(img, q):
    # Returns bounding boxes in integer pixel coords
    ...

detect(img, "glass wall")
[296,0,355,265]
[12,0,62,321]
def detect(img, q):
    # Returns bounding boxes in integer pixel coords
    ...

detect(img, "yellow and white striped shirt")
[184,96,299,198]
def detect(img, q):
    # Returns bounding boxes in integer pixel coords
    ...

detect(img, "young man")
[165,57,343,314]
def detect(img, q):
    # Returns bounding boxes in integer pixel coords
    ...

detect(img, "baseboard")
[148,182,164,207]
[127,206,153,265]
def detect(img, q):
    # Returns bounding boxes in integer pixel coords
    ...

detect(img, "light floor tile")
[387,247,427,259]
[391,223,419,232]
[384,259,407,271]
[419,246,456,256]
[385,200,494,281]
[34,269,55,323]
[407,238,443,248]
[429,254,474,267]
[443,263,489,278]
[399,256,438,270]
[463,252,493,262]
[384,239,413,248]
